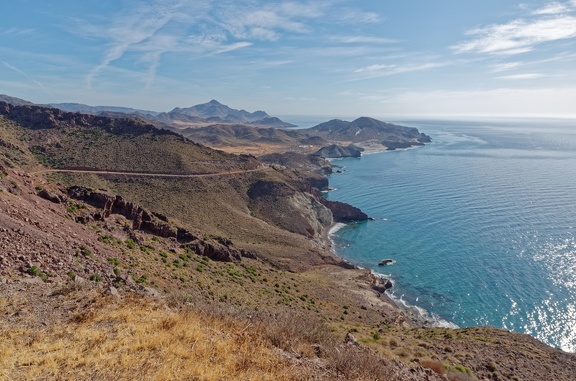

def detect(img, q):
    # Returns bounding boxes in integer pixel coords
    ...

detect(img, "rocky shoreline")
[319,150,452,329]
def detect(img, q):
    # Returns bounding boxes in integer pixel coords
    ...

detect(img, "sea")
[281,116,576,352]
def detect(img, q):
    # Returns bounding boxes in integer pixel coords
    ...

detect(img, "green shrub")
[89,274,103,282]
[125,239,136,249]
[107,257,120,266]
[78,246,92,257]
[27,266,48,282]
[136,274,148,284]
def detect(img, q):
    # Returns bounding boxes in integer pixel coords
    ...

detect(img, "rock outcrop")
[319,199,369,223]
[314,144,364,158]
[65,186,253,262]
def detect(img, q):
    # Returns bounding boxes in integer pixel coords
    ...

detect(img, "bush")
[89,274,103,282]
[27,266,48,282]
[79,246,92,257]
[125,239,136,249]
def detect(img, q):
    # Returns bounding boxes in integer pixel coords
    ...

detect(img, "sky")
[1,0,576,118]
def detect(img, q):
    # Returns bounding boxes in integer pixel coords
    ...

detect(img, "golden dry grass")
[0,295,306,381]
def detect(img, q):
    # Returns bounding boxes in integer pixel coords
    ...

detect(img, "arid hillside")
[1,103,575,381]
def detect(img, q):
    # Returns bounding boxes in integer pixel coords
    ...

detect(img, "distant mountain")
[45,103,161,116]
[306,117,431,146]
[43,98,295,128]
[170,99,267,122]
[168,99,295,127]
[0,94,35,106]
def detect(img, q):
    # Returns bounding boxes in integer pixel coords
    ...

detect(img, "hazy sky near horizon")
[1,0,576,117]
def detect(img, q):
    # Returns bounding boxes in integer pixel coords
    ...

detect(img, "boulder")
[38,188,65,204]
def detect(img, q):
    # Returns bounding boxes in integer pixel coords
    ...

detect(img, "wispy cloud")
[0,27,34,36]
[79,0,336,88]
[331,35,397,44]
[0,60,47,91]
[339,9,381,24]
[531,1,571,15]
[452,2,576,55]
[83,0,185,88]
[351,61,447,80]
[491,62,523,72]
[497,73,545,80]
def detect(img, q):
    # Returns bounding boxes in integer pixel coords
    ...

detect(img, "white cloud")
[332,36,397,44]
[0,27,34,36]
[491,62,522,72]
[0,60,47,91]
[532,2,570,15]
[452,14,576,55]
[84,0,185,88]
[80,0,335,88]
[351,61,447,79]
[497,73,545,80]
[339,9,381,24]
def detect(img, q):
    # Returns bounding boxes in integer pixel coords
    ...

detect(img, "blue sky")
[1,0,576,117]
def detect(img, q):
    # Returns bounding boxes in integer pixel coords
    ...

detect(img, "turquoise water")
[325,118,576,352]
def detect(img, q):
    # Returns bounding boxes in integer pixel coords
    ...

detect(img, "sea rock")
[378,259,395,266]
[372,277,393,294]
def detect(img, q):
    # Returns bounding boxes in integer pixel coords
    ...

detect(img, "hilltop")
[0,99,575,380]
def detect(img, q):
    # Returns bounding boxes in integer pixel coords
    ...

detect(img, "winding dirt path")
[32,165,271,178]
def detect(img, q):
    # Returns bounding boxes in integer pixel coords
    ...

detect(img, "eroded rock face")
[65,186,253,262]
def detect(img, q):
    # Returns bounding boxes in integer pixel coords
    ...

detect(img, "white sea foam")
[371,270,459,329]
[328,223,346,237]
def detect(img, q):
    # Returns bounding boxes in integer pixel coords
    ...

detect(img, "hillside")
[181,116,431,156]
[1,102,575,380]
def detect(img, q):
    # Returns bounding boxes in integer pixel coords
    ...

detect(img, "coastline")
[321,149,457,329]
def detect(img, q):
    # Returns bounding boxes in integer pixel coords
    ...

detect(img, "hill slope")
[1,101,574,381]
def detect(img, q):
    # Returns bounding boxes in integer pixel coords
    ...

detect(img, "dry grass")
[0,288,417,381]
[0,295,301,381]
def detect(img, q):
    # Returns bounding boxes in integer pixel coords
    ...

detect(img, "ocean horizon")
[324,117,576,352]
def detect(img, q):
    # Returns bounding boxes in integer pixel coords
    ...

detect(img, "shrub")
[125,239,136,249]
[79,246,92,257]
[136,274,148,284]
[107,257,120,266]
[420,360,445,375]
[27,266,48,282]
[89,274,103,282]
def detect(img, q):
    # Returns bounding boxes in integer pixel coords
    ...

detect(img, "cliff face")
[247,178,368,238]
